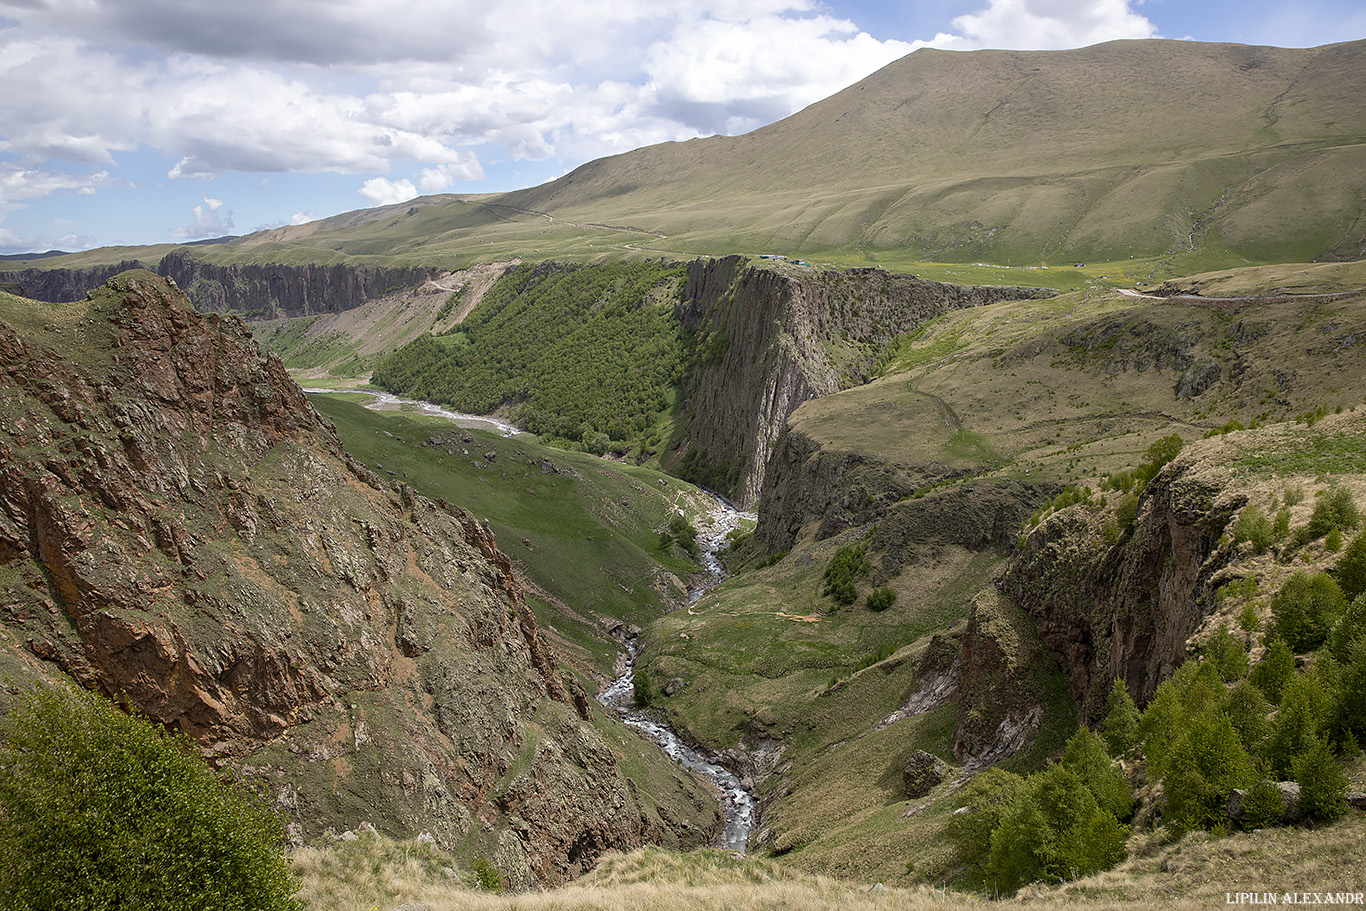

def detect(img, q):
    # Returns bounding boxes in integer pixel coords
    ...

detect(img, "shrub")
[822,542,868,605]
[949,767,1024,867]
[866,586,897,612]
[1296,487,1361,546]
[469,855,504,893]
[1264,672,1333,778]
[0,684,300,911]
[1238,777,1289,831]
[1100,678,1141,757]
[1060,729,1133,821]
[1328,595,1366,663]
[1232,505,1275,552]
[1327,654,1366,749]
[1226,680,1274,756]
[1268,571,1347,653]
[1203,623,1249,682]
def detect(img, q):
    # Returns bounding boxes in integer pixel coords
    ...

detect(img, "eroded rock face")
[0,272,717,887]
[675,258,1051,507]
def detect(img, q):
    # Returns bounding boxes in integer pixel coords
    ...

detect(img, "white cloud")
[290,211,318,225]
[358,177,418,206]
[170,195,233,239]
[922,0,1156,51]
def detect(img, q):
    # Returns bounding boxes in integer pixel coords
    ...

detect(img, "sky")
[1,0,1363,255]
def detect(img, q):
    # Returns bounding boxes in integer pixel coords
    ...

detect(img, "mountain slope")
[0,273,718,887]
[202,38,1366,271]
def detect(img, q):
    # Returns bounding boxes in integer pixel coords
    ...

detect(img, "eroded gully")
[596,494,758,852]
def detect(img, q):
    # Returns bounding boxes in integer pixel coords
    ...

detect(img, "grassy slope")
[308,395,733,678]
[289,810,1366,910]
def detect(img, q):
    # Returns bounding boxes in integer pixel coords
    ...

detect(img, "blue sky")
[1,0,1363,255]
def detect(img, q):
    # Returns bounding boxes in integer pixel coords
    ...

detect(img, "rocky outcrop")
[2,251,436,318]
[1002,446,1245,713]
[674,258,1051,507]
[0,272,717,887]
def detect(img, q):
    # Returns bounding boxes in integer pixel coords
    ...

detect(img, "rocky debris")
[901,750,949,798]
[663,677,686,697]
[0,271,718,887]
[1349,792,1366,811]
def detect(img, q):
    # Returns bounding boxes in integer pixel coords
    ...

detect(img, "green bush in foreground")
[0,684,300,911]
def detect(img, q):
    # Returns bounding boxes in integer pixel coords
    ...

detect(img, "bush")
[0,684,300,911]
[1264,672,1333,778]
[949,767,1024,868]
[1328,594,1366,663]
[1238,777,1289,831]
[469,855,504,893]
[822,542,868,605]
[1232,505,1275,552]
[1226,680,1274,756]
[1060,729,1133,821]
[1268,571,1347,653]
[866,586,897,612]
[1161,706,1254,833]
[1296,487,1361,546]
[1203,623,1249,682]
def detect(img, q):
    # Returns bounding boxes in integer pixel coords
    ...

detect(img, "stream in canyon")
[597,494,759,852]
[305,387,759,849]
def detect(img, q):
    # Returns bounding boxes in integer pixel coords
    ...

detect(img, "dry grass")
[292,818,1366,911]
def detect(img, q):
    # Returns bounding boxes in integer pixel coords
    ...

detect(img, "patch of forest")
[372,261,687,451]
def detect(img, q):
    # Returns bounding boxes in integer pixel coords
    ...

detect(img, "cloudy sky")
[1,0,1363,255]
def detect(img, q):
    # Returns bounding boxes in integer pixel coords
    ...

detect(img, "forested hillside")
[373,261,687,451]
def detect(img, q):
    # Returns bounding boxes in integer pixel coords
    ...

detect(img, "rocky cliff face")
[1,251,436,319]
[158,250,438,319]
[0,273,717,887]
[675,258,1050,507]
[0,260,148,303]
[1002,442,1250,712]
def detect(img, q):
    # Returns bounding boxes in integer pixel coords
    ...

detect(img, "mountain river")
[596,494,759,852]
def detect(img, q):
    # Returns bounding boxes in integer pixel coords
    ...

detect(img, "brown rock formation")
[0,272,717,887]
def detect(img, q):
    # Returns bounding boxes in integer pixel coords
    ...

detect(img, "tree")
[866,587,897,612]
[1294,738,1348,823]
[1335,532,1366,604]
[1060,728,1133,821]
[1100,678,1141,757]
[1161,706,1254,834]
[1250,638,1295,704]
[1268,571,1346,653]
[0,684,300,911]
[986,764,1127,893]
[1264,672,1332,778]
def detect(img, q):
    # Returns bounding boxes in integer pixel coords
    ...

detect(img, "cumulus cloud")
[170,195,233,239]
[921,0,1156,51]
[359,177,418,206]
